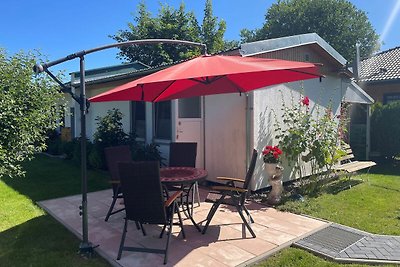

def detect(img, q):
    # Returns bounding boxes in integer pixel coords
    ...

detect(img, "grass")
[0,154,111,267]
[256,162,400,266]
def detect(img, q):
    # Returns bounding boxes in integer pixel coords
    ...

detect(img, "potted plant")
[262,145,284,205]
[262,145,282,177]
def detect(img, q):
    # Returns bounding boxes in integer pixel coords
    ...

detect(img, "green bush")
[371,101,400,159]
[72,138,94,168]
[133,143,165,165]
[88,147,103,170]
[61,140,76,159]
[92,109,134,169]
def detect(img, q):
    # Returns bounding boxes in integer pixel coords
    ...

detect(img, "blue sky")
[1,0,399,76]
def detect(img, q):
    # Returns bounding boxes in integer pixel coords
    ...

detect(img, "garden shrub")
[92,109,131,169]
[72,138,94,168]
[371,101,400,159]
[133,143,165,165]
[274,91,346,195]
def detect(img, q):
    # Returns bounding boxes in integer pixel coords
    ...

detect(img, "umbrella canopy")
[89,55,321,103]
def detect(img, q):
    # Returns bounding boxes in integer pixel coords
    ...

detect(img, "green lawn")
[257,162,400,266]
[0,154,111,267]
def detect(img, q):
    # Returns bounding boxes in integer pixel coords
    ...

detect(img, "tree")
[240,0,379,61]
[200,0,228,53]
[111,0,237,66]
[371,102,400,159]
[0,49,65,177]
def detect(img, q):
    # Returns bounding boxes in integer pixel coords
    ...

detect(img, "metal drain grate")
[295,225,366,255]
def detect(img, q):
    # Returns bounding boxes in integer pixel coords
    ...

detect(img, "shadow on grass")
[320,179,363,195]
[369,184,400,193]
[368,160,400,176]
[2,154,110,202]
[0,215,109,267]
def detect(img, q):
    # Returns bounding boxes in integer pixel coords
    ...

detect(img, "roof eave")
[240,33,348,66]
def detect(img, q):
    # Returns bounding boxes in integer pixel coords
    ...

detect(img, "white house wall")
[204,93,247,184]
[251,76,343,191]
[76,86,131,140]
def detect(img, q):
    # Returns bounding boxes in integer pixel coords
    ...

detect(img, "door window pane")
[178,97,201,118]
[155,101,171,139]
[131,101,146,138]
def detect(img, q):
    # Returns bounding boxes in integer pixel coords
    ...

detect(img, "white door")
[175,96,204,168]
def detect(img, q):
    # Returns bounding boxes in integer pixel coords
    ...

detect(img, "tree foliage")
[240,0,379,61]
[111,0,237,66]
[371,102,400,159]
[0,49,66,177]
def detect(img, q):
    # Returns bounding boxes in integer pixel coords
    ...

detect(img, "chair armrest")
[165,190,183,207]
[210,185,248,193]
[216,177,245,183]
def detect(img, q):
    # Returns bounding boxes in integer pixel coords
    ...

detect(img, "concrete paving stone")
[38,187,328,267]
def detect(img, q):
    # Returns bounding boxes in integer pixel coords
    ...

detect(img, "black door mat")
[294,223,400,264]
[294,224,366,257]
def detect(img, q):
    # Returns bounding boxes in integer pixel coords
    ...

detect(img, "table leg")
[186,183,202,232]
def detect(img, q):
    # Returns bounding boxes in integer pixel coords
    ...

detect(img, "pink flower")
[301,96,310,106]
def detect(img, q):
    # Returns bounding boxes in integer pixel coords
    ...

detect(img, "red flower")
[301,96,310,106]
[262,145,282,163]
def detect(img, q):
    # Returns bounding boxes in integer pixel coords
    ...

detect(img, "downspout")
[202,96,206,169]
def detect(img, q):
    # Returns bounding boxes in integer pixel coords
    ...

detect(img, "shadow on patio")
[38,187,328,267]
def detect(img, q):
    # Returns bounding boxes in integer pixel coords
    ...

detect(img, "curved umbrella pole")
[32,39,207,255]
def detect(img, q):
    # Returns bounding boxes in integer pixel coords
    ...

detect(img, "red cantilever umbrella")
[89,55,321,103]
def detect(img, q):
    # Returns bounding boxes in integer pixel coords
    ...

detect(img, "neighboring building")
[70,33,374,191]
[356,46,400,158]
[358,46,400,104]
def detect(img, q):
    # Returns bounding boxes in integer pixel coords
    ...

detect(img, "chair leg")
[237,205,256,238]
[135,221,141,230]
[117,218,128,260]
[164,205,175,265]
[140,223,147,236]
[176,203,186,239]
[201,199,222,234]
[243,206,254,223]
[159,225,167,238]
[105,195,118,221]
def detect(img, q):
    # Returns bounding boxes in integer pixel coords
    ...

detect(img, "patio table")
[160,167,207,231]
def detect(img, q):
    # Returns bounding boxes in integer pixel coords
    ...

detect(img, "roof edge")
[240,33,347,65]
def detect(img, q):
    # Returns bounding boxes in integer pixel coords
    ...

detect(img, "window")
[154,101,171,140]
[131,101,146,138]
[178,96,201,118]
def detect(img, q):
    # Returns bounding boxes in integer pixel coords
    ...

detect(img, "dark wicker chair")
[117,161,185,265]
[169,142,197,168]
[202,149,258,238]
[168,142,199,214]
[104,145,132,222]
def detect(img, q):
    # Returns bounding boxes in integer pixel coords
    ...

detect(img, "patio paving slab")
[38,188,328,267]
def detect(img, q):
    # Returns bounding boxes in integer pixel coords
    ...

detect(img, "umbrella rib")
[286,69,324,78]
[152,80,176,102]
[224,76,244,95]
[190,75,225,85]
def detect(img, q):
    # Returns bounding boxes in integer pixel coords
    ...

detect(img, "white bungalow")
[65,33,373,191]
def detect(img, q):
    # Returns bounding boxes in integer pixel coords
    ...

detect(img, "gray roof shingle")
[359,46,400,83]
